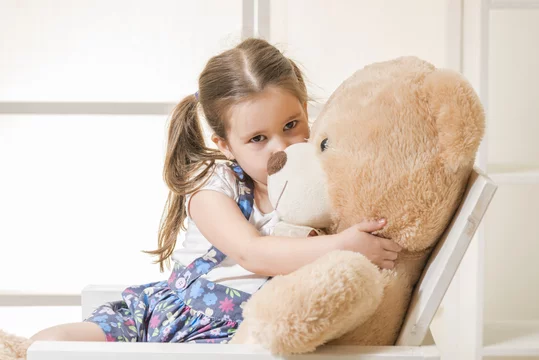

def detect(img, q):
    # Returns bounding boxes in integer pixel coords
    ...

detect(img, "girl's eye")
[284,120,298,131]
[250,135,266,143]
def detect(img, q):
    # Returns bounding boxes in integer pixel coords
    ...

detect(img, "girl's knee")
[30,325,70,341]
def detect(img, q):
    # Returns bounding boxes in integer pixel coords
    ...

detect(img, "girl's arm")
[189,190,401,277]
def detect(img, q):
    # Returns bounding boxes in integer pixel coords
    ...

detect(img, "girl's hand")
[338,219,402,269]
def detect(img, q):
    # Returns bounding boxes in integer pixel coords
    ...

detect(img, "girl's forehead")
[227,87,303,135]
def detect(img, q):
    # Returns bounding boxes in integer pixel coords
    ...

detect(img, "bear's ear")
[423,69,485,173]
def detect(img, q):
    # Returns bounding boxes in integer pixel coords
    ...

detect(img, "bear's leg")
[231,250,385,355]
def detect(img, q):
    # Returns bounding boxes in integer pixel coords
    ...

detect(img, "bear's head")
[267,56,485,251]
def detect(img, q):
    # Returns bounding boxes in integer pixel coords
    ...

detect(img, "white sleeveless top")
[171,163,279,294]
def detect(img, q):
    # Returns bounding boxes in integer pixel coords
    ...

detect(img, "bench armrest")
[81,284,127,320]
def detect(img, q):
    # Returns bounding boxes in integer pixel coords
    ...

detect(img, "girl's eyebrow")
[283,112,302,123]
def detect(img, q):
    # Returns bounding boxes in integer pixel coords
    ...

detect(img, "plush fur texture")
[230,56,485,354]
[0,330,32,360]
[268,143,333,229]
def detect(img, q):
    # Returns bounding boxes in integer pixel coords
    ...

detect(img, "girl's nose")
[273,137,292,154]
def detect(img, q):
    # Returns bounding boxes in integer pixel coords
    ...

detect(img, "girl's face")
[213,86,310,186]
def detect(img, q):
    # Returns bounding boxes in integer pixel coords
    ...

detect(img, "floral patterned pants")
[84,271,248,343]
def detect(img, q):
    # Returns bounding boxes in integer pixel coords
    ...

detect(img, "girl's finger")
[382,239,402,252]
[356,218,386,233]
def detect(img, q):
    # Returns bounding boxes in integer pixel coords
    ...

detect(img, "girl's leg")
[30,322,106,342]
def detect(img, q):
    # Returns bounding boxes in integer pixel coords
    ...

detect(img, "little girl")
[31,38,402,344]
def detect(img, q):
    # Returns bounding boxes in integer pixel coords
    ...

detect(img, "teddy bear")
[229,56,485,354]
[0,330,33,359]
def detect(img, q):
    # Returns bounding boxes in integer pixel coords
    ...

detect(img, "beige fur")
[0,331,32,360]
[231,56,485,353]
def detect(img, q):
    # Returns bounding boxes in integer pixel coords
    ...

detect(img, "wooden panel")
[27,342,440,360]
[396,168,497,345]
[81,285,126,320]
[484,184,539,322]
[487,9,539,167]
[483,321,539,357]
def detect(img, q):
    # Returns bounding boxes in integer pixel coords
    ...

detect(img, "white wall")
[484,9,539,323]
[0,0,244,102]
[0,115,169,291]
[270,0,448,103]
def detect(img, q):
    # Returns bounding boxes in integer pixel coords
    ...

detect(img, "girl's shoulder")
[185,162,240,215]
[204,162,240,192]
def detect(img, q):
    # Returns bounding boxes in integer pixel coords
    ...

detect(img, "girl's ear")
[211,134,234,160]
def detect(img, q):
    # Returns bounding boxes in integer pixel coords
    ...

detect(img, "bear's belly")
[328,250,430,346]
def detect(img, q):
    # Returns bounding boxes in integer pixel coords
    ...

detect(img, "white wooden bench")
[27,168,497,360]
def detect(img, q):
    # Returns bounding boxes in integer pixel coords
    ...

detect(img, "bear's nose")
[267,151,287,176]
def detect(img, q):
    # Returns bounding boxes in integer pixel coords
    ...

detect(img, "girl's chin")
[253,178,268,187]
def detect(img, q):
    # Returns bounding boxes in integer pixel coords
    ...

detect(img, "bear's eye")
[320,138,329,152]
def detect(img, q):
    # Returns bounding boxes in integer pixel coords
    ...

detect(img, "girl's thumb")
[356,218,386,232]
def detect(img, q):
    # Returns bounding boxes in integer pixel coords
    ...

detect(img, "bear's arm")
[231,250,384,355]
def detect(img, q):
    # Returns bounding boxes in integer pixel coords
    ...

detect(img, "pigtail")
[145,94,226,272]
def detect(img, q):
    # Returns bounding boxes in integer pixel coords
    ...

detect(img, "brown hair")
[145,38,309,271]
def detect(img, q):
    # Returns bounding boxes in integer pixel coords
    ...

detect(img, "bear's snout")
[267,151,287,175]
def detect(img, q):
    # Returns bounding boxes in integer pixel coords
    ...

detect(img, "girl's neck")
[253,180,274,214]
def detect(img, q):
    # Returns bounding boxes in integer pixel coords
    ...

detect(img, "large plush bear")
[230,56,485,354]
